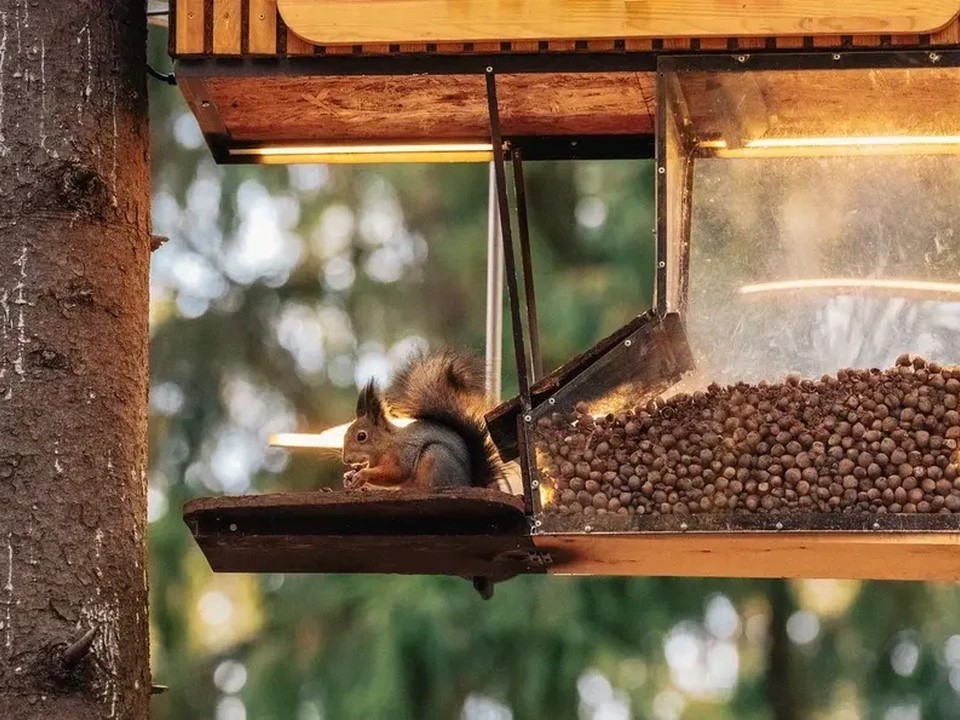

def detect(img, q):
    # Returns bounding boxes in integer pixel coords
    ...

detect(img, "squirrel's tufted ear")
[356,380,387,425]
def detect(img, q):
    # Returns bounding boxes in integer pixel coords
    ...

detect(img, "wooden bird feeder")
[178,0,960,594]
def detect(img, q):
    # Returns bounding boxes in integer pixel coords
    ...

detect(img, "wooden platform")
[183,488,543,582]
[184,490,960,583]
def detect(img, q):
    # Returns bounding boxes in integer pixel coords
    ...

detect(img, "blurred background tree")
[146,26,960,720]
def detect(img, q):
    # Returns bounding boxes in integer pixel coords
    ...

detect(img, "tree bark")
[0,1,151,718]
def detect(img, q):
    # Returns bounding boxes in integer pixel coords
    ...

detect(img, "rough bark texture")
[0,1,151,718]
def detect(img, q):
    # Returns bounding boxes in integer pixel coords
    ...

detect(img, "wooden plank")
[175,0,205,54]
[813,34,842,46]
[536,533,960,581]
[248,0,278,54]
[933,18,960,44]
[776,36,806,47]
[184,488,527,533]
[213,0,242,53]
[277,0,960,45]
[693,37,724,50]
[286,27,314,54]
[184,489,538,581]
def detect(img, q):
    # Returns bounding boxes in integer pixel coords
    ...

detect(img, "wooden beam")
[277,0,960,45]
[536,533,960,581]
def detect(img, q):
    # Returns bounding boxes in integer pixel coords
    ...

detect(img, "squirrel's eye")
[357,430,368,442]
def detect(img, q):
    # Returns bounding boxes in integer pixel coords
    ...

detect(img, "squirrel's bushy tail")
[384,347,503,489]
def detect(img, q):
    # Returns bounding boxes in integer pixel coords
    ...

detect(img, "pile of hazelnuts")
[534,355,960,518]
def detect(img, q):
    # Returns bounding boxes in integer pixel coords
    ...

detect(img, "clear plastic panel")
[531,62,960,531]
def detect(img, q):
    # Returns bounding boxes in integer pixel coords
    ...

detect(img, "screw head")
[524,414,532,422]
[584,525,593,533]
[872,521,881,530]
[229,523,237,532]
[775,521,784,530]
[680,522,688,531]
[548,398,556,405]
[624,339,632,347]
[201,100,211,108]
[832,53,841,60]
[930,52,942,63]
[534,519,542,527]
[736,55,747,63]
[485,65,494,73]
[531,480,539,489]
[658,260,666,268]
[657,166,665,174]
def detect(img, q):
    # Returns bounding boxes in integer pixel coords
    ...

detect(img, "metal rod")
[510,148,542,381]
[485,162,504,405]
[485,69,532,407]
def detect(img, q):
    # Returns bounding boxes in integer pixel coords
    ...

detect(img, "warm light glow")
[699,135,960,157]
[739,278,960,299]
[270,418,415,450]
[231,142,495,164]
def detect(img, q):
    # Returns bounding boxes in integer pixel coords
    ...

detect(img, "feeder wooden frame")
[173,1,960,588]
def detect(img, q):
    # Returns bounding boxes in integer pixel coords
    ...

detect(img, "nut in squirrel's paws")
[343,465,373,491]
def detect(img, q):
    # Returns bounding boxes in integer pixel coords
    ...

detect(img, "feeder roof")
[170,0,960,164]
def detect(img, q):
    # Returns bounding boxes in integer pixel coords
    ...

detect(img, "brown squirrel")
[341,347,504,491]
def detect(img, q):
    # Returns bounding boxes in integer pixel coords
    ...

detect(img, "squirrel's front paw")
[344,468,377,490]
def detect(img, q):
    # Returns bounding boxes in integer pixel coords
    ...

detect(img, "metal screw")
[531,480,539,489]
[229,523,237,532]
[624,339,632,347]
[548,397,556,405]
[571,140,578,146]
[775,521,784,530]
[832,53,841,60]
[930,52,942,63]
[872,521,881,530]
[680,522,688,531]
[584,525,593,533]
[524,414,532,422]
[658,260,666,268]
[486,65,494,73]
[201,100,210,108]
[534,519,542,527]
[736,55,747,63]
[657,166,665,174]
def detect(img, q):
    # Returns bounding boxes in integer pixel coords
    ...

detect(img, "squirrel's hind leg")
[414,445,472,490]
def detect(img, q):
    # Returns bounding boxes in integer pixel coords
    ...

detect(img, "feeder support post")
[485,163,504,404]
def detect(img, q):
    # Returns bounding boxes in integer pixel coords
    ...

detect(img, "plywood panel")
[536,533,960,581]
[176,0,205,54]
[248,0,278,53]
[277,0,960,45]
[213,0,242,53]
[205,71,656,143]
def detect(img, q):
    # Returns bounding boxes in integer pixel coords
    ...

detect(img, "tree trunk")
[0,1,151,718]
[766,579,799,720]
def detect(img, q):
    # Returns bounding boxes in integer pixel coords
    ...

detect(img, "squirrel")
[341,347,505,492]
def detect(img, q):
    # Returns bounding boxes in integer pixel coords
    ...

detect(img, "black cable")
[147,63,177,85]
